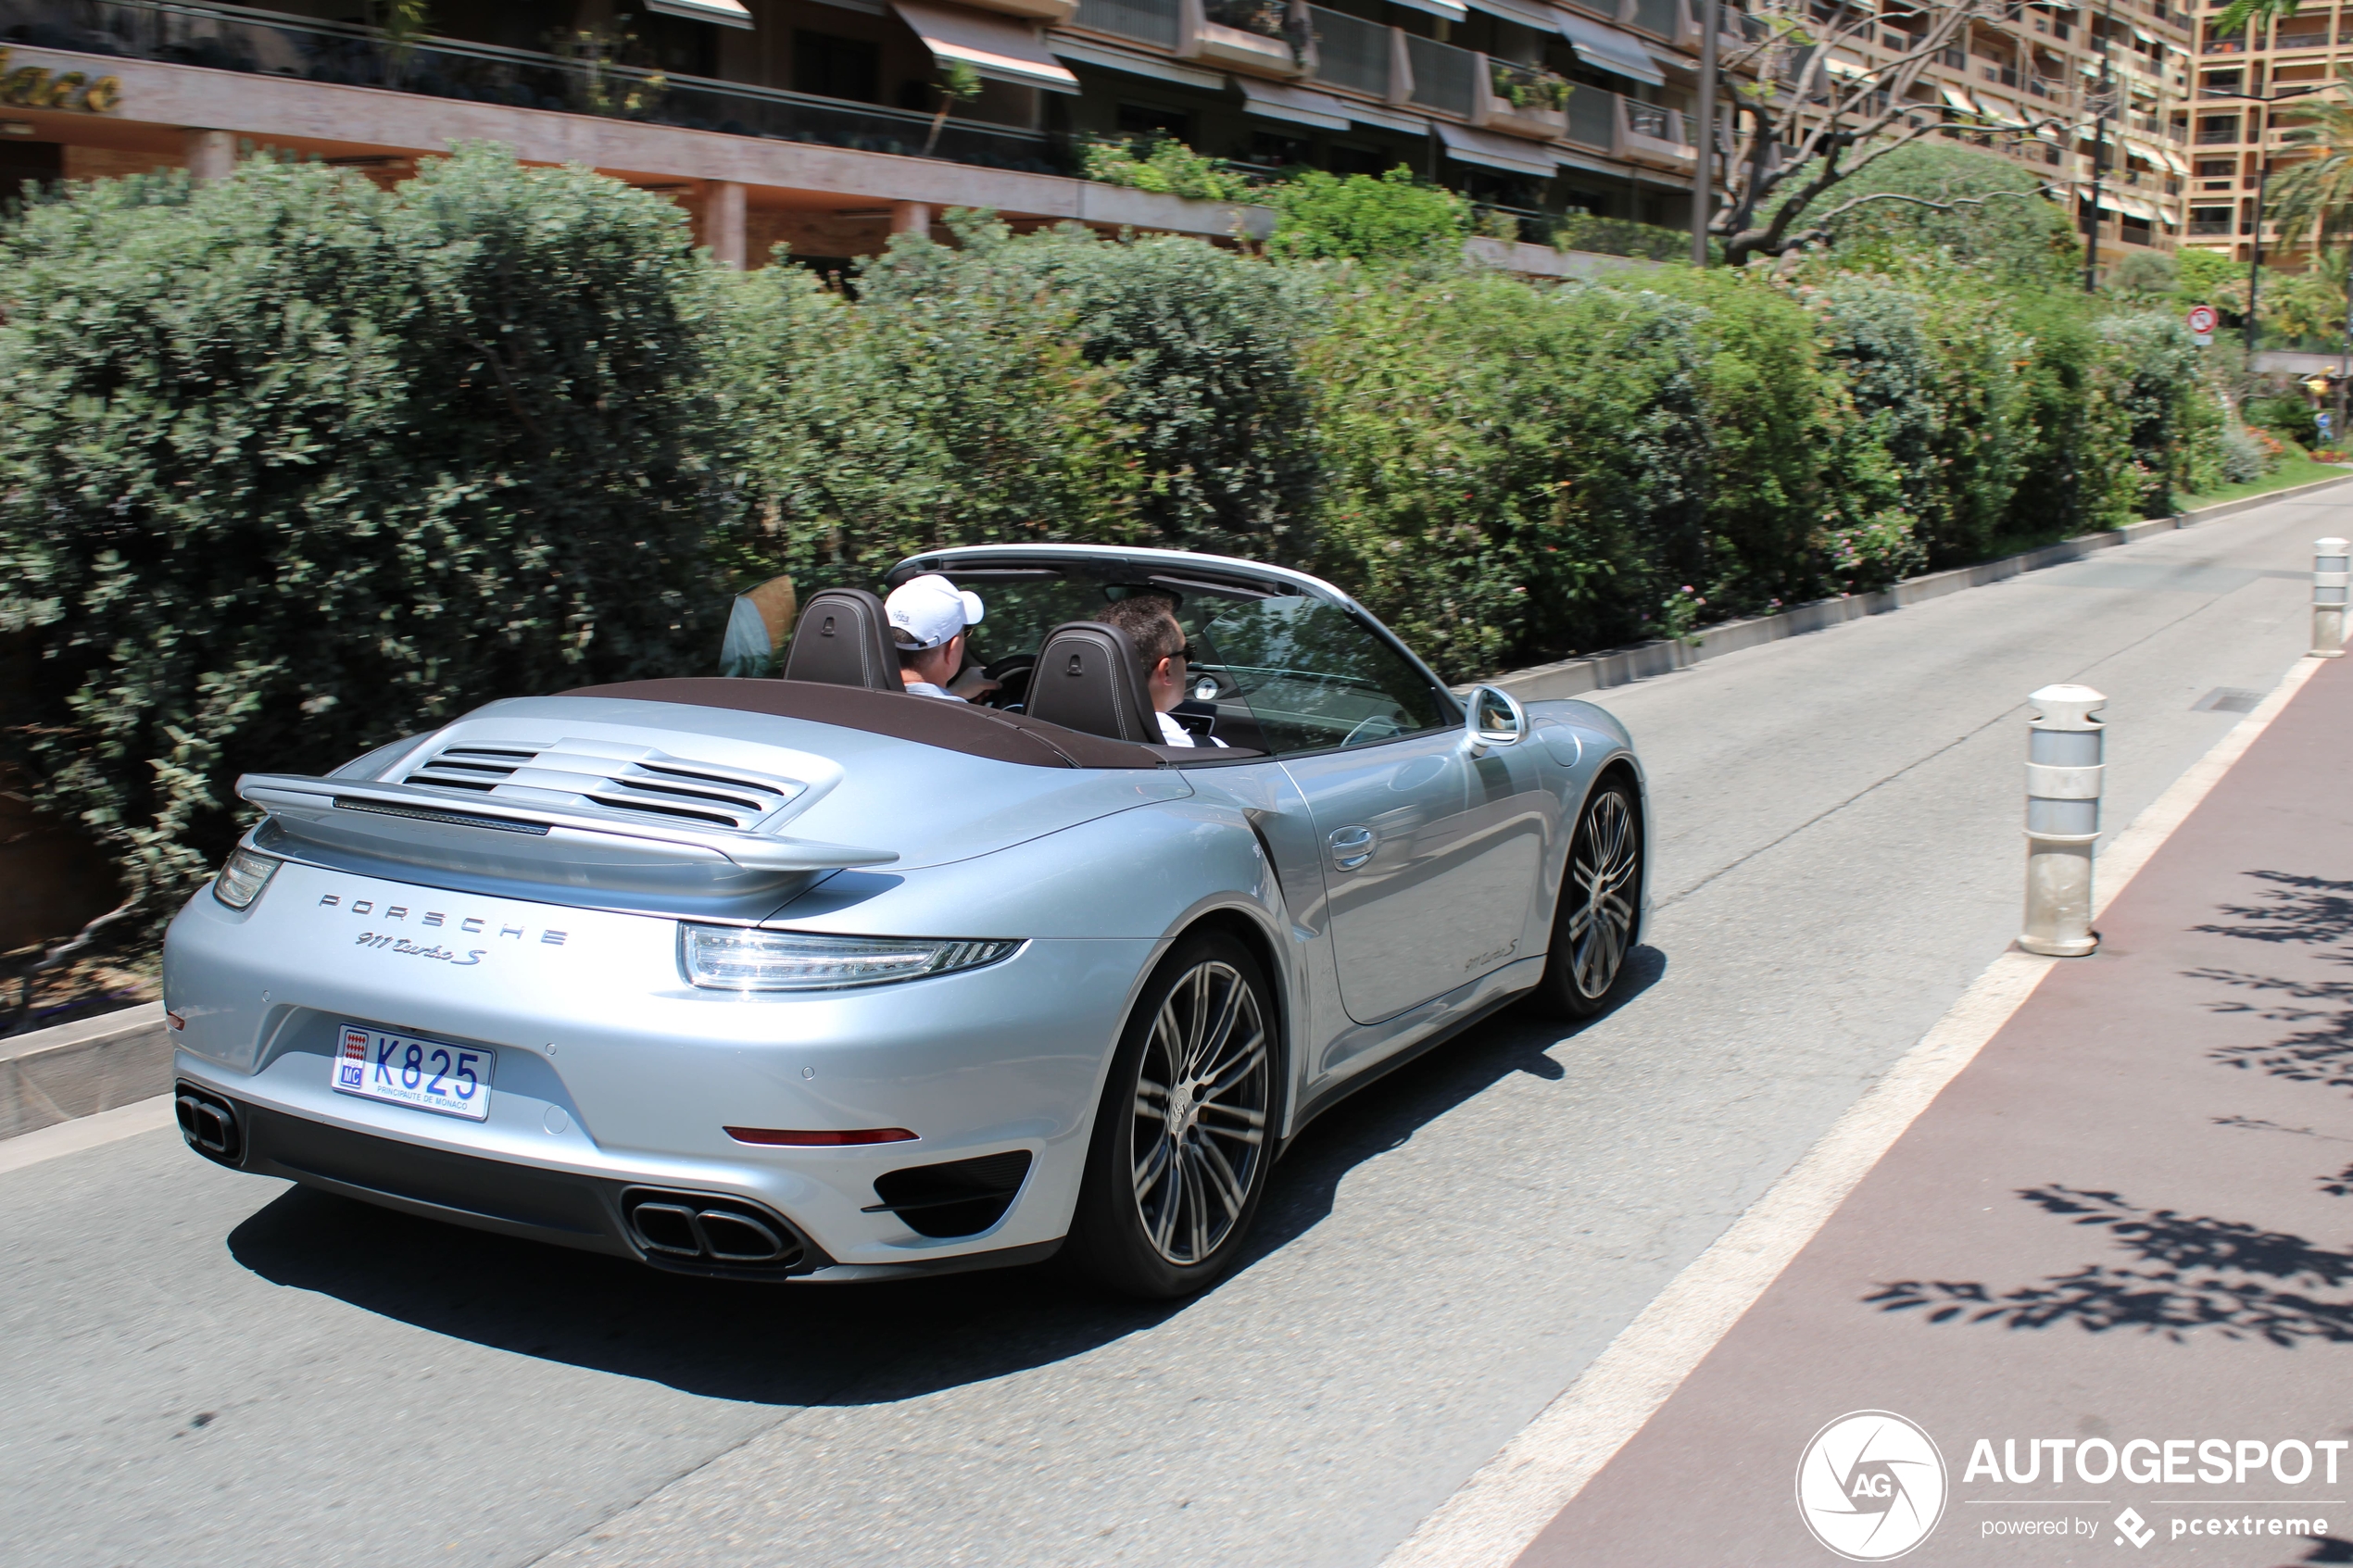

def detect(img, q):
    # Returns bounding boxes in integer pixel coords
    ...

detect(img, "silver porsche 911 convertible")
[164,545,1649,1298]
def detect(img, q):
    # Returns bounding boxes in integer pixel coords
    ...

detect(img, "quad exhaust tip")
[174,1083,244,1166]
[621,1188,806,1270]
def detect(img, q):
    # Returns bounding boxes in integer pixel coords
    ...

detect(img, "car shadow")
[226,945,1667,1407]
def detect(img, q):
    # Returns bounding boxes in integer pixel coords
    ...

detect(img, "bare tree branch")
[1705,0,2085,265]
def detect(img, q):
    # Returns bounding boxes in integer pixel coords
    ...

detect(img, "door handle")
[1327,824,1376,872]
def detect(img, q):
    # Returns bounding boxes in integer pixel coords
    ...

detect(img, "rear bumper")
[163,859,1158,1272]
[172,1080,1062,1283]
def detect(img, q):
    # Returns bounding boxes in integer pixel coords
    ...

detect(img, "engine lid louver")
[401,741,805,833]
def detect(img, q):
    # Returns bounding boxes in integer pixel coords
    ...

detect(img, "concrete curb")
[1483,472,2353,704]
[0,1002,170,1141]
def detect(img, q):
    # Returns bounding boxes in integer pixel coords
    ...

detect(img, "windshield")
[922,565,1452,757]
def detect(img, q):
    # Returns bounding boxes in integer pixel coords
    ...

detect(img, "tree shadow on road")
[1864,871,2353,1344]
[226,946,1665,1406]
[1867,1186,2353,1345]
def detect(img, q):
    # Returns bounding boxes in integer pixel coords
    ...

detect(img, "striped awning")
[1556,9,1668,87]
[648,0,753,25]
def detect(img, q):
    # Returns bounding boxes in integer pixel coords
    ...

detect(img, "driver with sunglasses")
[1098,595,1227,749]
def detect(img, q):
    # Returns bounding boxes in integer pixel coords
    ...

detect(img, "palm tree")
[2266,75,2353,246]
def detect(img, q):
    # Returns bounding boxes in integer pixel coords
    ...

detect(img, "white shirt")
[904,682,964,702]
[1157,711,1227,747]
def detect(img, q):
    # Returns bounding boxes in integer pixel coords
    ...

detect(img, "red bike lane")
[1516,654,2353,1568]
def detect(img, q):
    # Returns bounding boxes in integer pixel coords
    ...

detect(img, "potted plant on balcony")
[1477,58,1572,141]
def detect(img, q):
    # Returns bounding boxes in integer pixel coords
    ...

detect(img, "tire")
[1066,930,1277,1299]
[1532,775,1643,1021]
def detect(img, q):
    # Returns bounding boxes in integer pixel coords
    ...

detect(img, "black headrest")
[1025,621,1161,745]
[781,588,900,693]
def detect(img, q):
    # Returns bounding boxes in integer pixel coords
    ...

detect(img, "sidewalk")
[1517,654,2353,1567]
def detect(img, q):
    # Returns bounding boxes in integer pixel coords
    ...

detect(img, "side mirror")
[1464,684,1526,754]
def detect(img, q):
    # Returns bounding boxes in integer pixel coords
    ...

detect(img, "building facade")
[2181,0,2346,267]
[1832,0,2194,255]
[0,0,1718,265]
[0,0,2197,266]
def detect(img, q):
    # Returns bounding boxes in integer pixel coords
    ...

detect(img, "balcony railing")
[1404,31,1475,117]
[1305,5,1387,96]
[11,0,1065,171]
[1080,0,1183,47]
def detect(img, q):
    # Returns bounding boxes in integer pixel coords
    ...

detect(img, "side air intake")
[864,1150,1034,1238]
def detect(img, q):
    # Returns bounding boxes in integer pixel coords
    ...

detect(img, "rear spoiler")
[238,774,897,874]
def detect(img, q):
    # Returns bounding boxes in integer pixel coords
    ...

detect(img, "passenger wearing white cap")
[887,573,998,702]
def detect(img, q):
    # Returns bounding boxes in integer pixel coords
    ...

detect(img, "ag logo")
[1795,1411,1947,1561]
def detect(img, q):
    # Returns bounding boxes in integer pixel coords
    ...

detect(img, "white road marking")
[0,1095,176,1178]
[1378,653,2332,1568]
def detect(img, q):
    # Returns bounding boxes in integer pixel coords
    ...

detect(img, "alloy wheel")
[1567,786,1639,1001]
[1128,959,1271,1266]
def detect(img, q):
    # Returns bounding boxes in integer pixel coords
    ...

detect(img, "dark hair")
[1098,594,1183,670]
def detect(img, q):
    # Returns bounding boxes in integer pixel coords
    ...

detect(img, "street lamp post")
[1691,0,1718,268]
[2084,0,2118,293]
[2246,157,2270,356]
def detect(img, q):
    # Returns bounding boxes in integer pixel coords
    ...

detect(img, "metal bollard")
[2020,684,2106,958]
[2315,537,2349,659]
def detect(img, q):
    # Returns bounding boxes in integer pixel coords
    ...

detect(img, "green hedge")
[0,149,2227,931]
[0,149,736,919]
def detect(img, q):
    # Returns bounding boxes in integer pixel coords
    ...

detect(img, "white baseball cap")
[886,573,985,651]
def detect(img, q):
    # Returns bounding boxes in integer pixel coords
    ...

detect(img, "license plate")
[332,1024,495,1121]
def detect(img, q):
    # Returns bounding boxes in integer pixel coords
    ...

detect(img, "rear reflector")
[724,1126,917,1147]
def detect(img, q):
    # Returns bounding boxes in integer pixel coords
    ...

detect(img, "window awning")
[1556,10,1667,86]
[1437,120,1562,177]
[891,0,1079,93]
[1940,82,1980,113]
[1388,0,1468,18]
[1047,37,1227,90]
[1236,78,1353,131]
[647,0,754,25]
[1825,53,1869,78]
[1468,0,1560,29]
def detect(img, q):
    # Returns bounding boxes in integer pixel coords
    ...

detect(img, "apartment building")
[1828,0,2193,254]
[2181,0,2347,266]
[0,0,1727,266]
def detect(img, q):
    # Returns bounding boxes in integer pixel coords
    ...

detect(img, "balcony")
[2272,28,2332,49]
[1179,0,1301,77]
[3,0,1067,170]
[1619,97,1694,171]
[1478,57,1570,142]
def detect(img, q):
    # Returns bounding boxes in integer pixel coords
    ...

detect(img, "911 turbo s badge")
[317,891,568,952]
[353,932,485,965]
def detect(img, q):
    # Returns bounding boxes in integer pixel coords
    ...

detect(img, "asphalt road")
[5,486,2347,1568]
